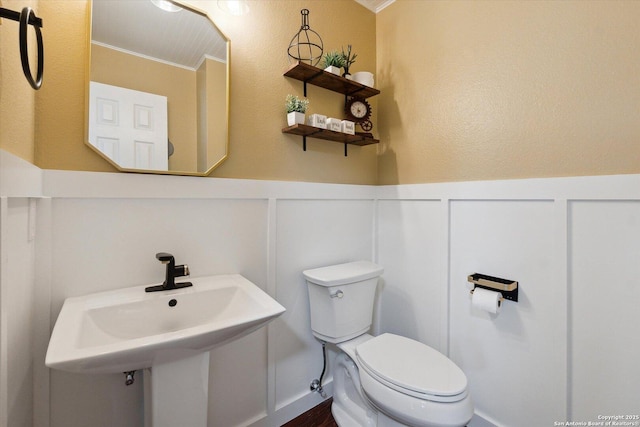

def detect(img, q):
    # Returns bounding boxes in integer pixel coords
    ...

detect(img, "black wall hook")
[0,6,44,90]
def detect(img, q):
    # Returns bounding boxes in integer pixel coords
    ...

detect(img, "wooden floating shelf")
[284,62,380,99]
[283,62,380,156]
[282,124,379,146]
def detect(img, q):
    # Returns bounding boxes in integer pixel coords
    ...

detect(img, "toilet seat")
[356,333,468,403]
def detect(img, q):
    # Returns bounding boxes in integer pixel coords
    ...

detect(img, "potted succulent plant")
[286,94,309,126]
[341,45,358,78]
[322,50,346,76]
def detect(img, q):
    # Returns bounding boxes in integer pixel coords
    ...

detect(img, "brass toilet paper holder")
[467,273,519,302]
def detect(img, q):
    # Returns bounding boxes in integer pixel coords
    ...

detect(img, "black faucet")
[145,252,193,292]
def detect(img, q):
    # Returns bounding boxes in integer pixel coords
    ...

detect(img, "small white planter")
[287,111,305,126]
[324,66,341,76]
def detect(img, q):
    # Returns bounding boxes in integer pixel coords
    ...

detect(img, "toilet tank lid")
[303,261,384,287]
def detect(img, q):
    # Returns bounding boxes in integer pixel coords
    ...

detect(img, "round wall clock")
[344,97,372,123]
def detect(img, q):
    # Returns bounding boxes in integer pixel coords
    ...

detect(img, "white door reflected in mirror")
[89,82,169,171]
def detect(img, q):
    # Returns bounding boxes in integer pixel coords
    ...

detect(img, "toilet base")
[332,352,376,427]
[332,402,374,427]
[333,403,406,427]
[377,411,416,427]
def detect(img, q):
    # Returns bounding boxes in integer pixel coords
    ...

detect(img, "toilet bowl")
[303,261,473,427]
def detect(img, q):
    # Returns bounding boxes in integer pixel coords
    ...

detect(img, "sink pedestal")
[144,351,210,427]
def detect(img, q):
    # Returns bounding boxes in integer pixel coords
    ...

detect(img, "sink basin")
[46,274,285,374]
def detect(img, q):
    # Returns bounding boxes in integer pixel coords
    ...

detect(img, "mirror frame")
[85,0,230,176]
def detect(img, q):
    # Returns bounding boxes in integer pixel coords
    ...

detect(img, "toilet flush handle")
[330,290,344,299]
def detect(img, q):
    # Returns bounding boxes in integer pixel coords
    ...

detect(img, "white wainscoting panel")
[2,155,640,427]
[376,200,448,352]
[569,201,640,420]
[449,200,566,427]
[274,199,375,414]
[0,198,37,427]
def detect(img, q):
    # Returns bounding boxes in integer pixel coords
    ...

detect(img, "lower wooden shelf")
[282,124,379,156]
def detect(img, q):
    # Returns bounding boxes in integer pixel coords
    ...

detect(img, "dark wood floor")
[281,397,467,427]
[281,398,338,427]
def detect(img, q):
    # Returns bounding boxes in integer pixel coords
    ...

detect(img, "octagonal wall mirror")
[87,0,229,176]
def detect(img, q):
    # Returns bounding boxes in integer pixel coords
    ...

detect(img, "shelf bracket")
[303,136,307,151]
[346,87,367,97]
[303,71,324,97]
[344,143,348,157]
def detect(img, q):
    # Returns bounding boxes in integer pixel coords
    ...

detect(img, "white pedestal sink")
[46,274,285,426]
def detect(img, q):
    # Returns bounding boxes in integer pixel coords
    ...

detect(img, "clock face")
[350,101,368,119]
[345,97,372,123]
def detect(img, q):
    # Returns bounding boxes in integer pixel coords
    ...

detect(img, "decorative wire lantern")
[287,9,323,67]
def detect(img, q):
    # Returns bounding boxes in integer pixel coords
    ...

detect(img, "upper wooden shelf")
[284,62,380,99]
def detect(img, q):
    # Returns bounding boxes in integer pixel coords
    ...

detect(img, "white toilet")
[303,261,474,427]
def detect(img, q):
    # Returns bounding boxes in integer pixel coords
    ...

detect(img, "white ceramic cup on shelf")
[351,71,374,87]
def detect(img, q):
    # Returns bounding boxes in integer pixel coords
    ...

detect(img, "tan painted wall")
[34,0,114,172]
[0,0,38,162]
[31,0,378,184]
[13,1,638,185]
[376,0,640,184]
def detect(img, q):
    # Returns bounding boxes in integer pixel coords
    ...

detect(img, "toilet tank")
[303,261,384,343]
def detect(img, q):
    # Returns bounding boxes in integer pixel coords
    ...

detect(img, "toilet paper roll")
[472,287,502,314]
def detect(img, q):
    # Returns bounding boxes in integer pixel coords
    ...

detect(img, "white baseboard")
[469,410,500,427]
